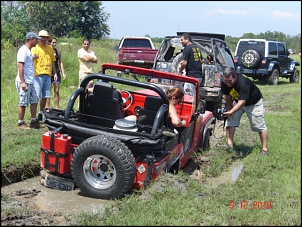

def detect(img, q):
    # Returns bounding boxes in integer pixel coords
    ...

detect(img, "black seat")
[85,81,124,127]
[137,96,164,133]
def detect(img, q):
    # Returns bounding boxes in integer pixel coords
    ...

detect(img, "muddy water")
[205,160,244,187]
[1,177,112,215]
[2,161,244,215]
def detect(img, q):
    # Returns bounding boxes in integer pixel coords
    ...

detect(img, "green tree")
[1,1,31,47]
[24,1,110,39]
[70,1,110,39]
[25,1,75,37]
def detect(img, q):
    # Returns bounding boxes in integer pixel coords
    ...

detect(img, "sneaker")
[38,113,43,121]
[261,150,268,156]
[30,119,45,129]
[18,121,31,130]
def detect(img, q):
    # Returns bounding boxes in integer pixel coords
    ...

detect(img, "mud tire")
[71,135,136,200]
[267,69,279,85]
[202,128,211,151]
[290,68,299,83]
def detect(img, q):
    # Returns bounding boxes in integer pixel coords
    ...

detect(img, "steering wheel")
[121,90,133,111]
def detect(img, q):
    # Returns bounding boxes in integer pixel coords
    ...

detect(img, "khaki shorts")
[79,72,93,88]
[225,98,267,132]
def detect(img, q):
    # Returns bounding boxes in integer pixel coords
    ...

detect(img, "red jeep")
[39,63,215,200]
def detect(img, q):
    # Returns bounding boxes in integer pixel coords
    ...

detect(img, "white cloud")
[270,10,301,20]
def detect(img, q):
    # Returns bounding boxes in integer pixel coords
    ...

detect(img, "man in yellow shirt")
[32,30,57,123]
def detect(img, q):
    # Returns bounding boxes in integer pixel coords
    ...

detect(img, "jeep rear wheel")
[290,68,299,83]
[241,50,260,69]
[267,69,279,85]
[71,135,136,200]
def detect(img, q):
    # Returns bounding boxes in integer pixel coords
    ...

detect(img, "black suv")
[234,39,300,85]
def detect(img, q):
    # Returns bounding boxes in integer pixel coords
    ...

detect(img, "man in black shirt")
[178,33,203,80]
[221,67,268,155]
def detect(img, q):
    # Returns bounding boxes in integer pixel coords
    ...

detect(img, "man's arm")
[17,62,27,90]
[178,60,187,74]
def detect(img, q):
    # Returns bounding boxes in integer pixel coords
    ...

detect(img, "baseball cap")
[26,32,41,40]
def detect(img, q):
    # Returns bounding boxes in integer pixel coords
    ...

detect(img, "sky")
[102,1,301,39]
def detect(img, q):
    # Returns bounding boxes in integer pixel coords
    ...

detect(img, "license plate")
[243,69,253,73]
[135,60,144,63]
[44,175,75,191]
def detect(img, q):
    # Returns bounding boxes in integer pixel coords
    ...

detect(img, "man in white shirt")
[77,38,98,88]
[15,32,43,129]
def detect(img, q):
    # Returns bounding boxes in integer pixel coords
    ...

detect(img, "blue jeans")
[34,74,51,99]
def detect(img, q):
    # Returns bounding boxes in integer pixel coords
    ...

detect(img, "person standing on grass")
[78,38,98,89]
[32,30,57,123]
[15,32,41,129]
[221,67,268,156]
[178,33,204,96]
[46,37,66,109]
[178,33,204,80]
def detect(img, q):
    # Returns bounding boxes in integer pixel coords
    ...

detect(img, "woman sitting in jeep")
[166,87,187,128]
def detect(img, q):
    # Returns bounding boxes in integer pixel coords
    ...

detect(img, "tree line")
[1,1,110,47]
[1,1,300,53]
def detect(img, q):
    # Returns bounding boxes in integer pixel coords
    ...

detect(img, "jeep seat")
[85,81,124,127]
[137,96,164,133]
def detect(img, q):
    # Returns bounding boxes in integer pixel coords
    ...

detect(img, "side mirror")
[113,45,118,52]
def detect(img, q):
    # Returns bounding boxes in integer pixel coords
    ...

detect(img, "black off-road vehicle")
[153,32,234,120]
[39,63,215,200]
[234,39,300,85]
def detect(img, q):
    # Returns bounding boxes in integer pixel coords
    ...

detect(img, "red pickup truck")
[114,36,158,69]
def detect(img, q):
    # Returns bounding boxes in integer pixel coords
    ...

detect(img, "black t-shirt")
[221,74,263,106]
[182,44,203,78]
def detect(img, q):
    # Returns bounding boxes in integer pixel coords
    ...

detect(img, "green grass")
[1,39,301,226]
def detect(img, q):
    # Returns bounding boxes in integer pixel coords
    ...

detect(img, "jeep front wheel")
[241,50,260,69]
[290,68,299,83]
[267,69,279,85]
[71,135,136,200]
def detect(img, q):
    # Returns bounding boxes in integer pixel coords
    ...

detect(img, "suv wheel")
[71,135,136,199]
[241,50,260,69]
[290,68,299,83]
[267,69,279,85]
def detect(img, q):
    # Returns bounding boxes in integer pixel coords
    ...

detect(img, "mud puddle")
[2,160,244,215]
[1,177,112,215]
[205,160,244,187]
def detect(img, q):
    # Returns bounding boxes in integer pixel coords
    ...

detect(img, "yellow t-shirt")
[31,44,55,77]
[78,48,97,74]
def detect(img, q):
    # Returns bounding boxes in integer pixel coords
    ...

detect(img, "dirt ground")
[1,120,226,226]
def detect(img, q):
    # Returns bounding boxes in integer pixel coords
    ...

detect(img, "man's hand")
[223,111,234,120]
